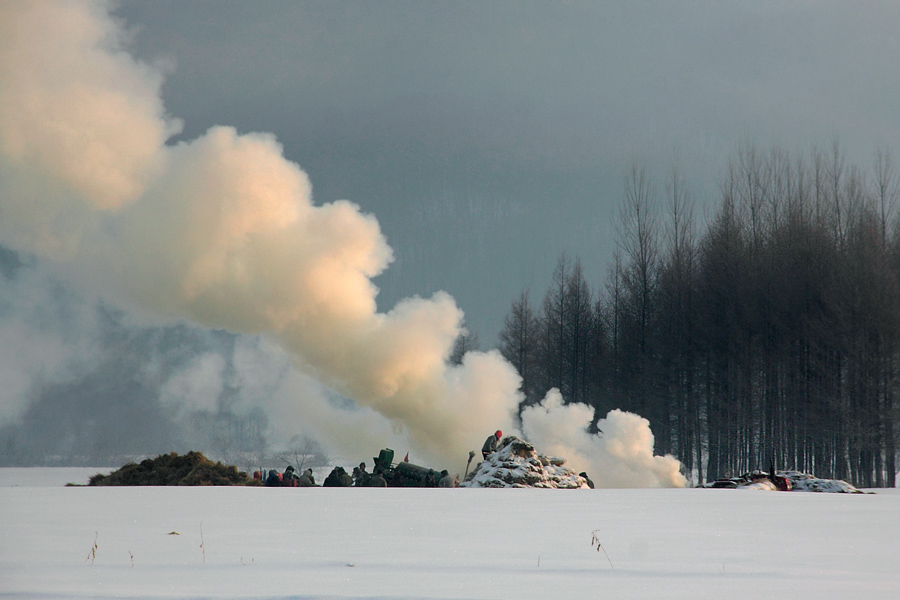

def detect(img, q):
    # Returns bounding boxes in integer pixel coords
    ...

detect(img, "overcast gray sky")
[116,0,900,344]
[2,0,900,466]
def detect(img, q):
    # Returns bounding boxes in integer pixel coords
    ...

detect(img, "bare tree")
[827,135,847,245]
[619,160,660,358]
[501,143,900,487]
[538,255,571,397]
[450,327,480,365]
[873,144,899,245]
[658,163,700,475]
[275,435,328,473]
[498,290,540,405]
[616,160,660,420]
[563,258,594,405]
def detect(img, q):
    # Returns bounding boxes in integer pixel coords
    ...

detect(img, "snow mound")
[701,469,865,493]
[781,470,864,493]
[460,436,590,489]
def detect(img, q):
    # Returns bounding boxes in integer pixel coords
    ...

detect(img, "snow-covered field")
[1,468,898,599]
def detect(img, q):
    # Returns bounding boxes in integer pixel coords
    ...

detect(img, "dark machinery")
[372,448,442,487]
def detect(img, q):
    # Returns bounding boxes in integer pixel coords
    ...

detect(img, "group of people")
[251,460,460,488]
[253,465,316,487]
[250,429,592,489]
[251,462,385,488]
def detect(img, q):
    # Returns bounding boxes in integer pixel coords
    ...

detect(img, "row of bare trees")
[499,142,900,487]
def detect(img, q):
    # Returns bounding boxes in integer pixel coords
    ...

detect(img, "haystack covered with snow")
[782,470,864,493]
[461,436,590,488]
[701,469,865,493]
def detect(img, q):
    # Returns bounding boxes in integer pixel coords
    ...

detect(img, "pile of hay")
[88,451,258,486]
[461,436,590,489]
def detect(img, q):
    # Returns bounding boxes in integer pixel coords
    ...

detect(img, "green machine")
[372,448,442,487]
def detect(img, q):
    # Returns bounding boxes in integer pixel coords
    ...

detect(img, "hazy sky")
[116,1,900,343]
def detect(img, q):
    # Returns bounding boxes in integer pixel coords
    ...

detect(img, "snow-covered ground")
[1,468,898,599]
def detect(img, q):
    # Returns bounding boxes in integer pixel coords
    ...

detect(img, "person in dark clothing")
[438,469,458,488]
[296,468,315,486]
[264,469,280,487]
[579,472,595,489]
[323,466,353,487]
[283,466,298,487]
[482,430,502,460]
[352,462,368,486]
[361,474,387,487]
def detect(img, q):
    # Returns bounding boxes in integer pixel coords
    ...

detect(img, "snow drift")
[3,468,899,599]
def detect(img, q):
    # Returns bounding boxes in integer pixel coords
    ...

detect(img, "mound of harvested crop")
[461,436,590,489]
[88,451,258,486]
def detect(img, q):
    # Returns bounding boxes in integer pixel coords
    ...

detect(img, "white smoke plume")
[0,0,521,467]
[0,263,102,422]
[522,390,686,488]
[158,353,227,418]
[0,1,684,484]
[0,0,178,258]
[229,335,412,463]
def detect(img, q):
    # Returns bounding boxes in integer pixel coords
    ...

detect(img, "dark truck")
[372,448,443,487]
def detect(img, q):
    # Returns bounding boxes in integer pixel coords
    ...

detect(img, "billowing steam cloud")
[0,0,684,485]
[522,390,686,488]
[0,0,520,466]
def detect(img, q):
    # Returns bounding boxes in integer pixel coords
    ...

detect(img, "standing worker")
[283,465,298,487]
[482,430,502,460]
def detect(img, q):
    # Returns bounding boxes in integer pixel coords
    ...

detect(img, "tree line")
[498,141,899,487]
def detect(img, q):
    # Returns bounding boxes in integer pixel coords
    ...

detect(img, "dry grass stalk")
[590,530,614,569]
[85,532,98,565]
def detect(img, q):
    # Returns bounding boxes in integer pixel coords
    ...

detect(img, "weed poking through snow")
[200,520,206,564]
[590,530,614,569]
[85,532,98,565]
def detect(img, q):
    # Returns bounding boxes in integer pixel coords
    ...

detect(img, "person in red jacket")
[482,430,502,460]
